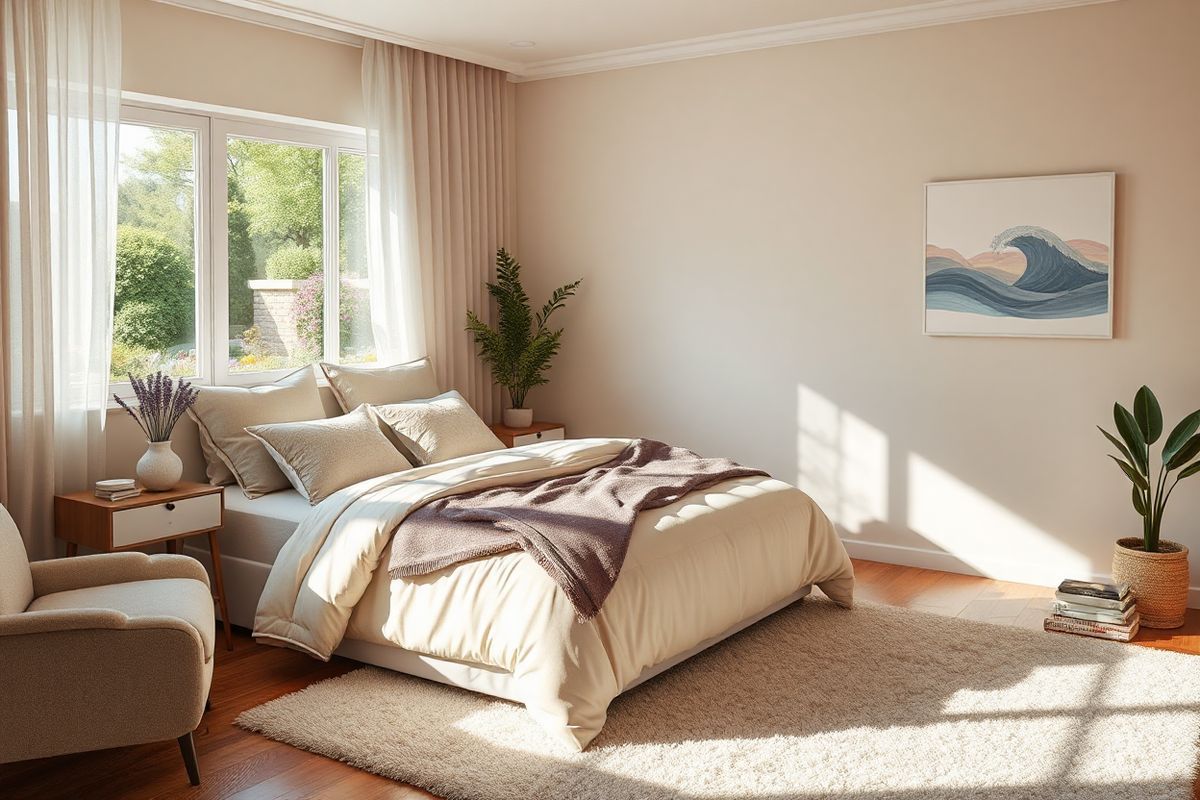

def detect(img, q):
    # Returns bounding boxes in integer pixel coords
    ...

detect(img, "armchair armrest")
[29,552,210,598]
[0,607,204,646]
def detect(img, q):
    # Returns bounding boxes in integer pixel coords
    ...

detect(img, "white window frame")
[113,95,367,396]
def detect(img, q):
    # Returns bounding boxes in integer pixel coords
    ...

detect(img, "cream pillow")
[246,406,413,505]
[369,390,504,465]
[320,358,440,413]
[187,367,327,498]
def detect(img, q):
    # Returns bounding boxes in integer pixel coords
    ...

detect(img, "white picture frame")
[923,172,1115,338]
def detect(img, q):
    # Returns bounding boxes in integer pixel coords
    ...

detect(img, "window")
[111,101,369,394]
[112,112,202,382]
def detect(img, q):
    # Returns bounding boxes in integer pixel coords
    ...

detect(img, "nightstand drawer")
[112,493,222,547]
[512,427,565,447]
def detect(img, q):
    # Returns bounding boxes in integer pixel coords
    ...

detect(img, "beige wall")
[515,0,1200,595]
[121,0,363,125]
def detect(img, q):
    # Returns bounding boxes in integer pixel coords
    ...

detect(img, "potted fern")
[1100,386,1200,628]
[466,248,581,428]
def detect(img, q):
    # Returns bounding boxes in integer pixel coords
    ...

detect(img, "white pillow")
[319,358,440,413]
[246,406,413,505]
[186,367,327,498]
[369,390,504,465]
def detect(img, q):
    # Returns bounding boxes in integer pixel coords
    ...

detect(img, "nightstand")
[489,421,565,448]
[53,481,232,651]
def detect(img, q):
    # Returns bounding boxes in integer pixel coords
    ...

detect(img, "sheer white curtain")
[362,42,515,421]
[1,0,121,558]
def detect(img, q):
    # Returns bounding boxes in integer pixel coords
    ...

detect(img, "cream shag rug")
[237,598,1200,800]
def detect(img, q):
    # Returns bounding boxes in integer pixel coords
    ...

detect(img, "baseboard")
[841,537,1200,609]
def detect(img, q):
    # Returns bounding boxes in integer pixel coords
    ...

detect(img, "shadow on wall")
[796,384,1094,587]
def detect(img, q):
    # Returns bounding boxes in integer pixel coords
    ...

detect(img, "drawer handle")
[165,502,176,511]
[536,431,543,439]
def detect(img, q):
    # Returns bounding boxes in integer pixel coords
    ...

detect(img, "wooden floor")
[3,558,1198,800]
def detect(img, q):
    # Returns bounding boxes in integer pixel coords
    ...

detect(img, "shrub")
[265,244,320,280]
[114,225,193,350]
[114,301,180,352]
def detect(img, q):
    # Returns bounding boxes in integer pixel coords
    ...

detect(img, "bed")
[187,436,855,751]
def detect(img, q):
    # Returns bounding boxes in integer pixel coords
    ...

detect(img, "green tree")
[227,180,256,329]
[116,129,195,257]
[227,139,323,249]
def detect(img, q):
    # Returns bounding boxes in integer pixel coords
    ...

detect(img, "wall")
[107,0,364,478]
[120,0,364,125]
[515,0,1200,598]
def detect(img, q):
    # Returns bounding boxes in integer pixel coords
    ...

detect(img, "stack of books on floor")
[94,478,141,502]
[1044,579,1139,641]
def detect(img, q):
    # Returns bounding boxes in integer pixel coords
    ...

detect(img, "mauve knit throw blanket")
[387,439,768,620]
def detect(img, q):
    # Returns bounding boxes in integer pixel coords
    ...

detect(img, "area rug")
[236,598,1200,800]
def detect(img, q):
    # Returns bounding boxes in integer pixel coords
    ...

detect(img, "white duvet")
[254,438,854,750]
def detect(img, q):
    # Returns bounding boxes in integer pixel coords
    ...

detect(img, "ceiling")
[189,0,1117,80]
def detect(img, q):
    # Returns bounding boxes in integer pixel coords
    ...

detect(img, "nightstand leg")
[207,531,233,651]
[165,539,178,554]
[65,542,78,558]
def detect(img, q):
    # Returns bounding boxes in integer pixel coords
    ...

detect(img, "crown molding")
[152,0,525,74]
[155,0,1118,82]
[511,0,1119,82]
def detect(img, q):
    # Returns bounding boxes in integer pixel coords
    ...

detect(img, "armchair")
[0,504,215,785]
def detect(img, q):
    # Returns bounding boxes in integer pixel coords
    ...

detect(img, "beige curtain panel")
[363,41,515,422]
[1,0,122,559]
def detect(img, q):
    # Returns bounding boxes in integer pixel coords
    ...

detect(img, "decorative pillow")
[246,406,413,505]
[320,358,440,413]
[186,367,327,498]
[369,390,504,465]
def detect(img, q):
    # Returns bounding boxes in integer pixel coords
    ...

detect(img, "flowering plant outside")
[292,272,372,358]
[113,371,200,442]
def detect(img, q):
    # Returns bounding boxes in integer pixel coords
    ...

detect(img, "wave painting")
[924,173,1114,337]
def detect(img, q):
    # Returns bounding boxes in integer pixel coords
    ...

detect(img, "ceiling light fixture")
[508,40,536,48]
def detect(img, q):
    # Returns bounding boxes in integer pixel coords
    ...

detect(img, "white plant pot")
[503,407,533,428]
[137,440,183,492]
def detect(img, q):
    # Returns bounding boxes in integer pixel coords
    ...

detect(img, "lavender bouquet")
[113,372,200,442]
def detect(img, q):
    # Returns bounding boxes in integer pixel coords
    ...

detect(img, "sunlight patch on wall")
[907,453,1090,580]
[797,385,887,534]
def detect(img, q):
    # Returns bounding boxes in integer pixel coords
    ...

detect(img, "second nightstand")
[490,421,565,448]
[53,481,232,650]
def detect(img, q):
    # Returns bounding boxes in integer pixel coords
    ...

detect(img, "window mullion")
[323,146,339,364]
[209,119,233,386]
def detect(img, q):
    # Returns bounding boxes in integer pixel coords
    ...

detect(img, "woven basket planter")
[1112,538,1190,629]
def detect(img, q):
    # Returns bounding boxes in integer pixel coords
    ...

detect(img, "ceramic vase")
[503,408,533,428]
[137,440,183,492]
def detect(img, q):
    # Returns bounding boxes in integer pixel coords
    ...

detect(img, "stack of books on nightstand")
[1044,579,1139,642]
[94,478,141,502]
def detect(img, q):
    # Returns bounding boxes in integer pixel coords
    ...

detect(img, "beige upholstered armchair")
[0,504,215,785]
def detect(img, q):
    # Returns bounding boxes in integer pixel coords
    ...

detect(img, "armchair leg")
[177,732,200,786]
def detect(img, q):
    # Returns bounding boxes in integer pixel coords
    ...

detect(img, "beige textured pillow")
[369,390,504,465]
[320,358,440,413]
[196,421,237,486]
[246,406,413,505]
[187,367,327,498]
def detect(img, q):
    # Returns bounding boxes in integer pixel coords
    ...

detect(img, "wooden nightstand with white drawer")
[54,481,232,650]
[489,421,565,448]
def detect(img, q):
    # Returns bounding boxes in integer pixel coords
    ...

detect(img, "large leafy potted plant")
[1099,386,1200,628]
[466,248,581,428]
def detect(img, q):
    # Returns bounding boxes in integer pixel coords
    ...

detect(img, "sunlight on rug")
[236,598,1200,800]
